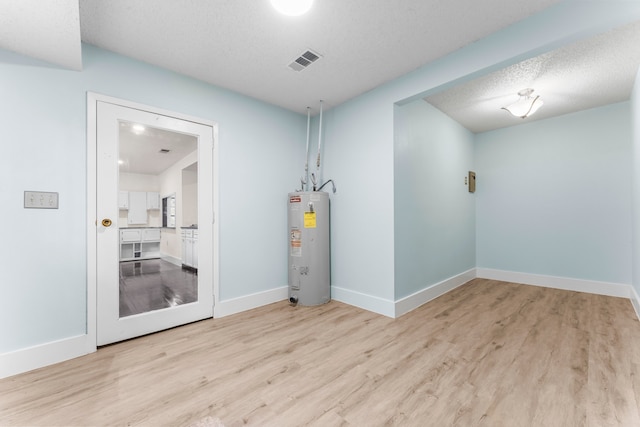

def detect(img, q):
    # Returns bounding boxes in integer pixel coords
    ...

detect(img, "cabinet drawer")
[120,229,142,243]
[142,228,161,242]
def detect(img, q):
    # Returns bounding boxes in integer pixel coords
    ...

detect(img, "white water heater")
[288,191,330,306]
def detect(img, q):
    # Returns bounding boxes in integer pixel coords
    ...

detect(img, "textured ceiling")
[2,1,639,133]
[0,0,82,70]
[425,20,640,133]
[77,0,562,114]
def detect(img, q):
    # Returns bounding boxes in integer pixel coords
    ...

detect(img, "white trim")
[87,92,218,126]
[161,253,182,267]
[0,335,94,379]
[331,286,395,318]
[215,287,288,318]
[212,123,220,317]
[631,286,640,321]
[476,268,631,298]
[86,93,98,354]
[394,268,476,317]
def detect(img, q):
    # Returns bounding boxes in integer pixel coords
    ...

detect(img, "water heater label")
[304,212,316,228]
[289,196,301,203]
[290,228,302,257]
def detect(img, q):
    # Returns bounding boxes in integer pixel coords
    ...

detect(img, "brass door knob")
[102,218,113,227]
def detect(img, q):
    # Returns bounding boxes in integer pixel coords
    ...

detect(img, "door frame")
[86,92,220,347]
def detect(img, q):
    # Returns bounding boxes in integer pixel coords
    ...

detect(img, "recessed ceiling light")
[270,0,313,16]
[132,124,146,132]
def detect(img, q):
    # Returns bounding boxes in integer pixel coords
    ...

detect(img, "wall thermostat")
[468,171,476,193]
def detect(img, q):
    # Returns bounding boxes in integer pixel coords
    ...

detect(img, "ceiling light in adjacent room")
[270,0,313,16]
[502,88,544,119]
[132,124,146,133]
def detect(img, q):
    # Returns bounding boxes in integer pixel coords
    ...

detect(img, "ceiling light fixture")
[132,124,146,133]
[502,88,544,119]
[270,0,313,16]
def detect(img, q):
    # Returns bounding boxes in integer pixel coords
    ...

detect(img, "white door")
[96,100,214,346]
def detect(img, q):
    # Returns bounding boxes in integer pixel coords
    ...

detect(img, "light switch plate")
[24,191,59,209]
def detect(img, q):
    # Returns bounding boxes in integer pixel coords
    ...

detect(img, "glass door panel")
[96,101,213,346]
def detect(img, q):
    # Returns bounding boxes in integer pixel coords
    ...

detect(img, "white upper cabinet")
[127,191,148,224]
[118,191,129,210]
[146,192,160,210]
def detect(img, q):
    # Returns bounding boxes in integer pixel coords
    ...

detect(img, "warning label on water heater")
[290,228,302,257]
[289,196,301,203]
[304,212,316,228]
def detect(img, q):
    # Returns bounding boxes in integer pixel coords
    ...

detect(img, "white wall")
[182,167,198,227]
[0,44,304,359]
[476,103,632,285]
[120,172,160,191]
[158,151,199,260]
[394,100,475,300]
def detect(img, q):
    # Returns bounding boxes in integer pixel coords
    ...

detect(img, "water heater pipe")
[316,100,324,175]
[304,106,311,191]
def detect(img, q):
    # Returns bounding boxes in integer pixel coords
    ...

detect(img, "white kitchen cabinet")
[118,191,129,210]
[181,228,198,269]
[120,228,161,261]
[142,228,161,241]
[127,191,148,225]
[146,192,160,210]
[192,230,198,269]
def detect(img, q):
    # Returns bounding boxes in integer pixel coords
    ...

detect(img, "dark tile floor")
[119,259,197,318]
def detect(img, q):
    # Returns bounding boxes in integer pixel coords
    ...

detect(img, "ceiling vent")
[158,149,171,154]
[288,49,322,71]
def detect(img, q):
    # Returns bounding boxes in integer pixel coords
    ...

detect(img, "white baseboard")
[0,334,95,380]
[331,286,395,318]
[161,254,182,267]
[476,268,631,299]
[214,286,288,318]
[394,268,476,317]
[631,286,640,321]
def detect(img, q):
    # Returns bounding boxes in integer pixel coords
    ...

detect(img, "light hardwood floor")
[1,279,639,426]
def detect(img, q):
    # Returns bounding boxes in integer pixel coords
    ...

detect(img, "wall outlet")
[24,191,59,209]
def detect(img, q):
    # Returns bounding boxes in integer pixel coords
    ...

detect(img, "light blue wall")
[318,98,397,303]
[632,66,640,296]
[476,103,632,284]
[3,1,640,356]
[394,101,475,299]
[318,1,640,307]
[0,44,305,354]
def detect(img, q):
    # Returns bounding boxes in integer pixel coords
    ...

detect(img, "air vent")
[158,149,171,154]
[288,49,322,72]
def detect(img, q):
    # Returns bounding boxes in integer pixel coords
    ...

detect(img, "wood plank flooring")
[1,279,639,426]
